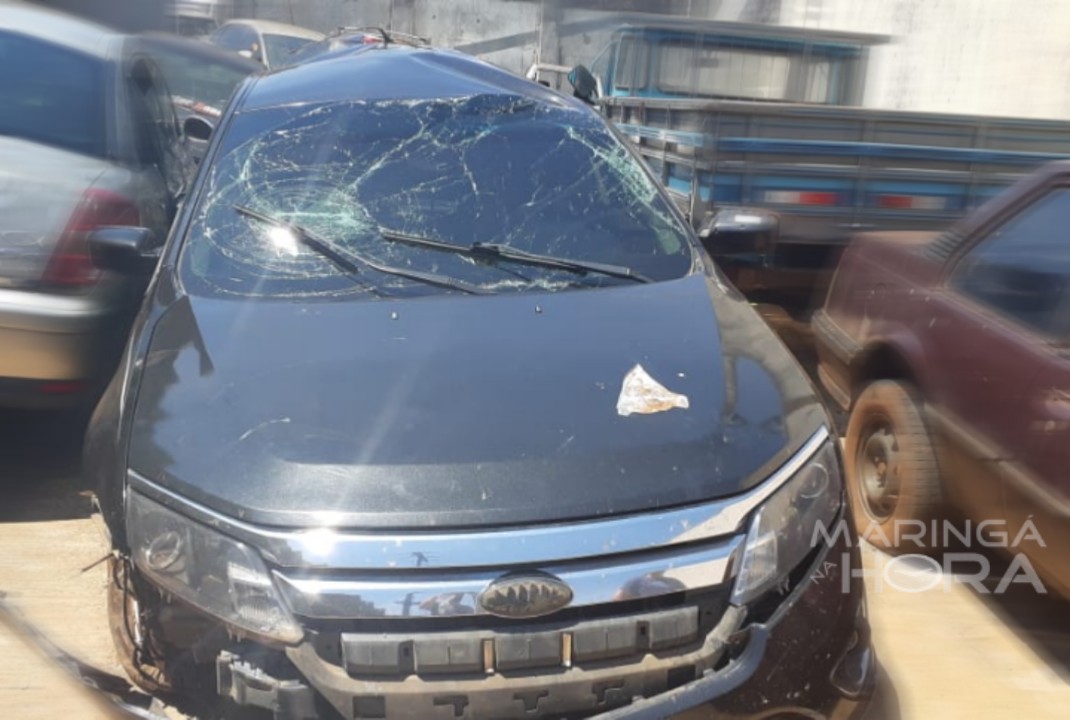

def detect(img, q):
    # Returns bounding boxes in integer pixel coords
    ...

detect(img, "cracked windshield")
[1,2,1069,720]
[185,93,690,298]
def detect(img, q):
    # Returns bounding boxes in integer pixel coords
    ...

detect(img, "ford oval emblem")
[478,572,573,619]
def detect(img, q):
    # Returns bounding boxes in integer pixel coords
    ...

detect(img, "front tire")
[845,380,943,551]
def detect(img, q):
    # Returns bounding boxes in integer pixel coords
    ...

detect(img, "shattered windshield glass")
[180,92,693,299]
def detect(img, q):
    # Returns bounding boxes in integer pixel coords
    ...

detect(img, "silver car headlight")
[127,491,303,644]
[731,441,843,605]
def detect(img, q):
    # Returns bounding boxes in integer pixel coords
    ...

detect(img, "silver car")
[0,3,190,408]
[209,18,324,69]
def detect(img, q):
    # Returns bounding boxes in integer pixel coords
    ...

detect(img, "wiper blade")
[378,229,653,283]
[473,242,653,283]
[235,204,362,276]
[233,205,486,295]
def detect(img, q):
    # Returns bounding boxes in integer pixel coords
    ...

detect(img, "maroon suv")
[814,161,1070,597]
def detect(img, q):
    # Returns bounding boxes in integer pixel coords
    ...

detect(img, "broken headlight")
[126,491,303,644]
[731,441,843,605]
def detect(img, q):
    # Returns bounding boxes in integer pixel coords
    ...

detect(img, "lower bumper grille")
[333,606,700,678]
[284,604,750,720]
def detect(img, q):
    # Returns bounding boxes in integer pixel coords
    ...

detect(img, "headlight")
[127,491,303,644]
[731,441,843,605]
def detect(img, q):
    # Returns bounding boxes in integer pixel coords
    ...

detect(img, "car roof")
[138,32,264,72]
[240,44,590,114]
[0,0,119,58]
[220,18,324,41]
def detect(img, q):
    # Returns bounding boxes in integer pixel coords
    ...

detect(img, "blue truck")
[559,16,1070,308]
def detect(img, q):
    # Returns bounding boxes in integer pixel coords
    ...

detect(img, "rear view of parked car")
[209,19,324,69]
[815,161,1070,598]
[0,2,190,408]
[85,41,884,719]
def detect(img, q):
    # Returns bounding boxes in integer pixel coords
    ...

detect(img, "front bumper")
[213,526,879,720]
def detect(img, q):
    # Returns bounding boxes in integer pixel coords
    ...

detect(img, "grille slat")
[336,606,703,679]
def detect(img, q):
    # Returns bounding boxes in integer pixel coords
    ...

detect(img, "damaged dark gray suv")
[84,41,882,719]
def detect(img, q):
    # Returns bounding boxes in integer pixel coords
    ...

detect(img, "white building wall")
[233,0,1070,120]
[779,0,1070,119]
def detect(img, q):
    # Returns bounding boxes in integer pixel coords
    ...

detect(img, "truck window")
[803,59,833,103]
[614,36,649,91]
[656,42,791,100]
[951,188,1070,337]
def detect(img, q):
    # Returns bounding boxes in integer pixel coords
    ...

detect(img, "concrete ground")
[1,338,1069,719]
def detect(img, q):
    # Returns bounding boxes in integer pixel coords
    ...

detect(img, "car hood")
[129,274,827,529]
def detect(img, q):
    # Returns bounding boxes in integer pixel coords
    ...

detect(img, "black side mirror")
[568,64,599,104]
[183,116,214,143]
[88,227,158,274]
[697,209,779,269]
[698,209,779,240]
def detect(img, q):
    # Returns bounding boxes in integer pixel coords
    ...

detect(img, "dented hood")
[128,275,826,529]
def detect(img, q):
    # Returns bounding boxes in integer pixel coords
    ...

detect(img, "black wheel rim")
[855,415,901,521]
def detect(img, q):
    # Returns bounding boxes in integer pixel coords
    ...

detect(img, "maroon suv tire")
[845,379,943,552]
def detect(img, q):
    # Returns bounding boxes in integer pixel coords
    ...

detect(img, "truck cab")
[595,21,872,106]
[166,0,223,38]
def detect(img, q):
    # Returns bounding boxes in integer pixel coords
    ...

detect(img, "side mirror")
[183,116,214,143]
[88,227,158,274]
[697,209,779,269]
[698,209,779,240]
[567,64,599,104]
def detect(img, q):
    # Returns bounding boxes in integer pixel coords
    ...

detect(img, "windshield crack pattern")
[184,93,689,298]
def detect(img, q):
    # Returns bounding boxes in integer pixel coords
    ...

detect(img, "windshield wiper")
[377,228,653,284]
[233,205,487,295]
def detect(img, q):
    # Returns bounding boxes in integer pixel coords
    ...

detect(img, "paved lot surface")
[1,341,1069,719]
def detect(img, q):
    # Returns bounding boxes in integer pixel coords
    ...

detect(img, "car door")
[919,184,1070,531]
[995,230,1070,596]
[938,185,1070,572]
[1010,319,1070,597]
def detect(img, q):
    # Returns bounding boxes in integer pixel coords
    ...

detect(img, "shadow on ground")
[0,408,93,522]
[874,532,1070,686]
[966,549,1070,682]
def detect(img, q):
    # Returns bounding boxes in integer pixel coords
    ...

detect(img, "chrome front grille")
[272,535,741,620]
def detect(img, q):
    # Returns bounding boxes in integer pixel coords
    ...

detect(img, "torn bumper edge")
[217,650,319,720]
